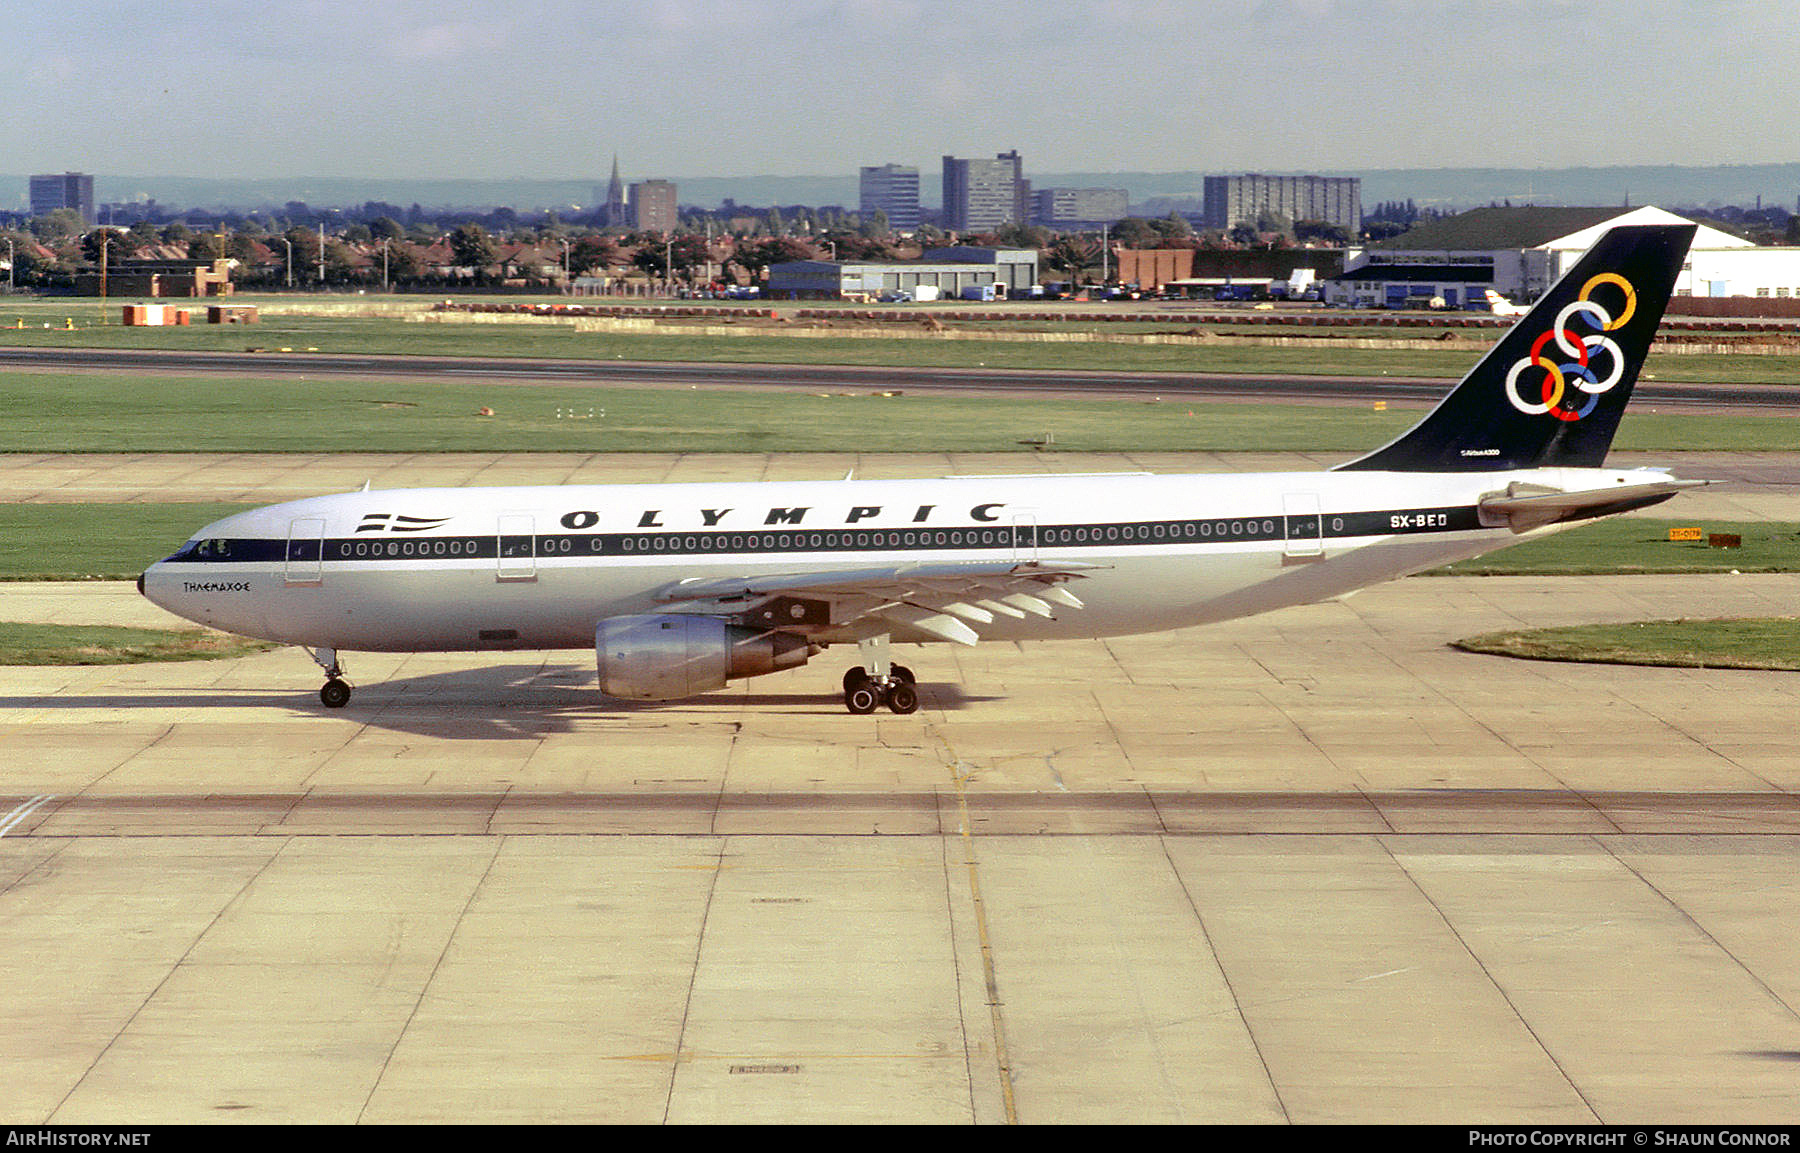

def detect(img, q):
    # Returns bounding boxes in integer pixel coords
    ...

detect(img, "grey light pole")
[99,233,110,321]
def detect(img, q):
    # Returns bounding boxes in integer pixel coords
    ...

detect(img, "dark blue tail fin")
[1336,223,1695,473]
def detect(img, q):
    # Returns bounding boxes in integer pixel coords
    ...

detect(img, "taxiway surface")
[2,453,1798,1124]
[6,345,1799,411]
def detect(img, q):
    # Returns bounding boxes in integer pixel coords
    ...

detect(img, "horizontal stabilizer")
[1479,478,1708,532]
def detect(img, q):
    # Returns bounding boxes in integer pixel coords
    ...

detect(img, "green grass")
[4,294,1800,383]
[0,621,278,665]
[1433,520,1800,575]
[1,309,1497,374]
[2,370,1797,454]
[0,502,253,579]
[1454,618,1800,671]
[0,371,1432,454]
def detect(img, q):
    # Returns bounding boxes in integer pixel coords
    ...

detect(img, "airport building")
[1116,247,1345,295]
[72,258,236,298]
[766,246,1038,299]
[1202,173,1361,235]
[942,151,1027,233]
[1326,205,1788,309]
[859,164,921,231]
[29,171,95,225]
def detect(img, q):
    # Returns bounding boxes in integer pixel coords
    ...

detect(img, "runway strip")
[5,345,1797,409]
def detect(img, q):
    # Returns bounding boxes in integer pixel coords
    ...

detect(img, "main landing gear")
[842,664,917,715]
[841,634,917,715]
[306,646,353,708]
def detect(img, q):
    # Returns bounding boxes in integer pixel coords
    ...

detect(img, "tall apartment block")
[29,172,95,225]
[628,179,678,233]
[858,164,921,231]
[941,151,1027,233]
[1201,174,1361,234]
[1033,187,1129,228]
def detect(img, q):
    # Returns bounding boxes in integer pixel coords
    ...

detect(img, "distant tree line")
[9,189,1798,295]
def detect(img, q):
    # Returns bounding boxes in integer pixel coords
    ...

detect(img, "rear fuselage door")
[1282,493,1323,560]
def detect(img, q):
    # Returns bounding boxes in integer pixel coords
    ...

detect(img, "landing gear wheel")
[842,661,918,715]
[845,682,880,715]
[319,678,352,709]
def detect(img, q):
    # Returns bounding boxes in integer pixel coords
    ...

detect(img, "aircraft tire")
[845,683,880,715]
[885,682,919,715]
[320,678,352,709]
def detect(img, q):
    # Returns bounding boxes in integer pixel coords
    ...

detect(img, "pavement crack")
[925,721,1018,1124]
[664,838,729,1124]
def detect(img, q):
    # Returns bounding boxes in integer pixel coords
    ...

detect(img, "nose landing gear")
[306,646,353,708]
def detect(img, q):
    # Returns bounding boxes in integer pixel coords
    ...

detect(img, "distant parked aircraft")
[1483,288,1530,317]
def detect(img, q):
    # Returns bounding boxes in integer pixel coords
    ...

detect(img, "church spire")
[605,154,627,228]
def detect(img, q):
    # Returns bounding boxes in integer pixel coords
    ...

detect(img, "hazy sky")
[11,0,1795,181]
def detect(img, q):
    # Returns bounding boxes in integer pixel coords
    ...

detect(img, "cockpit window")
[171,538,230,561]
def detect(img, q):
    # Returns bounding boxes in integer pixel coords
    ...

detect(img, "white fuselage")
[140,465,1659,654]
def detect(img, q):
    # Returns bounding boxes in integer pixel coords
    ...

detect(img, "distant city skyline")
[13,164,1800,222]
[10,1,1794,185]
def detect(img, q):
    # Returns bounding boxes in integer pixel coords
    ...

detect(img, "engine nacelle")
[595,614,813,700]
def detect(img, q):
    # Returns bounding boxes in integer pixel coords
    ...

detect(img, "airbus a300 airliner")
[141,224,1700,714]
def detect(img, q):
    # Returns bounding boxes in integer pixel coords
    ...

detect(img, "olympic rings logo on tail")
[1503,272,1637,422]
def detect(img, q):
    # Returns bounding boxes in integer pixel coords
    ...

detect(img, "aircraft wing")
[650,559,1106,645]
[1479,478,1710,531]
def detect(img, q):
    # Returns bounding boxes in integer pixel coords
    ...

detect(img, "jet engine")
[595,614,813,700]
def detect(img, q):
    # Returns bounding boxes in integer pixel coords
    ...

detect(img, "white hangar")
[1330,205,1796,309]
